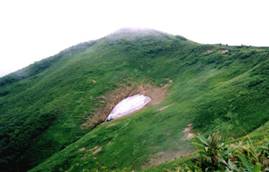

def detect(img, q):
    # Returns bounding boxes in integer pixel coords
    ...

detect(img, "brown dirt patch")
[135,84,168,105]
[143,150,192,169]
[81,83,168,129]
[143,124,196,168]
[91,146,102,155]
[182,123,195,140]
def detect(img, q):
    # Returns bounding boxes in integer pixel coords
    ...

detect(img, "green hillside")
[146,121,269,172]
[0,29,268,172]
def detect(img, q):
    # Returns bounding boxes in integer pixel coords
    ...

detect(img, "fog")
[0,0,269,76]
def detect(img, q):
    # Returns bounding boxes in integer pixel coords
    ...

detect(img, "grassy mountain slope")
[0,29,269,171]
[145,121,269,172]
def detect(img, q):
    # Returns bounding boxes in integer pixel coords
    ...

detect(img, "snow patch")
[106,94,151,120]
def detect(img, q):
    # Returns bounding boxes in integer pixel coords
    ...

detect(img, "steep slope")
[0,29,269,171]
[145,121,269,172]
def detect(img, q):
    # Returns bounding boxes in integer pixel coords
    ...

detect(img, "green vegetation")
[146,127,269,172]
[190,134,268,171]
[0,29,268,171]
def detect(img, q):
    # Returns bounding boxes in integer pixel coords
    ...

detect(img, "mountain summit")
[107,28,167,39]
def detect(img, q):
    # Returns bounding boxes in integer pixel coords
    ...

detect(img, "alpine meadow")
[0,29,268,172]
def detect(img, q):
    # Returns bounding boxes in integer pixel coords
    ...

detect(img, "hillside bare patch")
[81,83,168,129]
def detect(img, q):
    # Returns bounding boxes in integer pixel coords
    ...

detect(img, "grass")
[145,123,269,172]
[0,30,268,171]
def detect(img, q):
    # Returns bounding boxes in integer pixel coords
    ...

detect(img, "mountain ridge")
[0,29,268,172]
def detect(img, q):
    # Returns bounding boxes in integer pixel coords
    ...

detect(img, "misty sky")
[0,0,269,77]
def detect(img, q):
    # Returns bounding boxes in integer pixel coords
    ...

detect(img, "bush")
[185,133,269,172]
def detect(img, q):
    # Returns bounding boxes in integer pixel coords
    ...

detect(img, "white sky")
[0,0,269,77]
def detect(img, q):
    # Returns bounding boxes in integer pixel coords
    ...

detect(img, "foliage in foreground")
[176,133,269,172]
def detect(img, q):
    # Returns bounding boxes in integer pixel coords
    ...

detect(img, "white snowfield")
[106,94,151,121]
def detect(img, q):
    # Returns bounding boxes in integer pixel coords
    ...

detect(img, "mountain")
[0,29,268,171]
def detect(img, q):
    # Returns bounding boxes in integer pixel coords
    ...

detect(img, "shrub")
[188,133,269,172]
